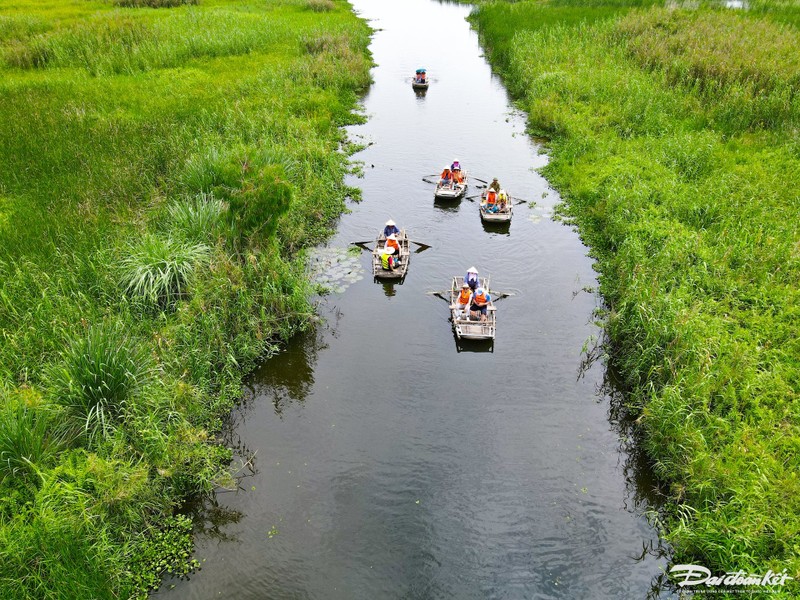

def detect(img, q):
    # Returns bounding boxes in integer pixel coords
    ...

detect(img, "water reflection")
[249,326,326,415]
[379,280,399,296]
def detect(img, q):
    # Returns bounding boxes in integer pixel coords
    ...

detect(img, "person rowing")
[383,219,400,238]
[464,266,479,291]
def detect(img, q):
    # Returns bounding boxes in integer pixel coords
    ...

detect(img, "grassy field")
[469,0,799,593]
[0,0,370,597]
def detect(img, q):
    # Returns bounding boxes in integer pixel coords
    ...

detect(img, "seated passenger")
[454,282,472,320]
[484,189,498,212]
[440,167,453,187]
[497,189,508,211]
[385,233,400,256]
[381,246,398,271]
[470,287,491,323]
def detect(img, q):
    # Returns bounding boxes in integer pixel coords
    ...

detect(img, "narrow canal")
[169,0,669,597]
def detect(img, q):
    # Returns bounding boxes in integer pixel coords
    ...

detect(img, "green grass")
[0,0,371,597]
[470,0,800,592]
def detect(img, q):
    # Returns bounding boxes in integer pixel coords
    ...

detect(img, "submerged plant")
[119,235,210,309]
[48,322,154,444]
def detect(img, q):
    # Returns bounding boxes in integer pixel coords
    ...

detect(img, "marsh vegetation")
[470,0,799,590]
[0,0,370,597]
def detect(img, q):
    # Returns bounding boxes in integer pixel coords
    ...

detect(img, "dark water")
[167,0,670,598]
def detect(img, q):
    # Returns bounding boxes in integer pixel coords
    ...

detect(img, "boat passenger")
[383,219,400,238]
[385,233,400,256]
[440,167,452,186]
[454,282,472,319]
[451,159,463,183]
[488,177,501,193]
[470,287,491,323]
[464,266,479,291]
[381,246,398,271]
[497,189,508,212]
[484,189,498,213]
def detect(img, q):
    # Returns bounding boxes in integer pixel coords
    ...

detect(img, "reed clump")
[471,0,800,588]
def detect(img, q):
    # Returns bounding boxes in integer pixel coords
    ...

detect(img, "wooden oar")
[410,240,431,250]
[350,241,373,251]
[465,194,482,202]
[471,176,489,184]
[426,290,451,302]
[422,177,439,185]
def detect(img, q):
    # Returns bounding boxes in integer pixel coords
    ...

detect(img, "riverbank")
[469,0,799,591]
[0,1,370,597]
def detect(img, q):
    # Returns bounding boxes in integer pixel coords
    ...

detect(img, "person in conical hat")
[464,266,479,291]
[488,177,501,192]
[383,219,400,238]
[380,245,397,271]
[385,233,400,255]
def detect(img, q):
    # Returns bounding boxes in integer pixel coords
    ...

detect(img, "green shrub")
[306,0,335,12]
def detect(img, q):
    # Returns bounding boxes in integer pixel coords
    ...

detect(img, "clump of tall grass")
[119,234,210,308]
[47,323,154,444]
[167,193,226,244]
[306,0,336,12]
[0,397,65,487]
[114,0,197,7]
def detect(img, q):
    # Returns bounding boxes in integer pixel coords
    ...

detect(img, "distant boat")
[479,189,512,222]
[412,67,429,90]
[372,229,410,280]
[449,276,496,340]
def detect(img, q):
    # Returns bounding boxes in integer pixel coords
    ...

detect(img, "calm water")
[167,1,670,598]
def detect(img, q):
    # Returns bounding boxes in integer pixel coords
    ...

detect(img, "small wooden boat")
[449,276,496,340]
[434,171,468,200]
[372,229,410,280]
[479,189,512,222]
[412,68,429,90]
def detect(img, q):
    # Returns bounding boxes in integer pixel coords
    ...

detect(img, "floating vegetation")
[306,246,364,294]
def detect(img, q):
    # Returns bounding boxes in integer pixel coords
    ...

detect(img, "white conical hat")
[383,246,395,255]
[385,219,395,226]
[467,266,478,273]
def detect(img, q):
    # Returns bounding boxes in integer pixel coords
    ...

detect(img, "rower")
[383,219,400,238]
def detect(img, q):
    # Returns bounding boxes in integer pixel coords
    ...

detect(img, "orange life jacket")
[453,171,463,183]
[486,191,497,204]
[473,291,488,304]
[386,238,400,252]
[458,288,471,303]
[440,169,451,179]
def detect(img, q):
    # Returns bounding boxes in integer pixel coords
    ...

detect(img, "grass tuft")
[47,323,154,445]
[119,235,210,308]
